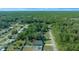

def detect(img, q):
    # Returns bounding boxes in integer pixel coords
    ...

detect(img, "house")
[33,40,44,51]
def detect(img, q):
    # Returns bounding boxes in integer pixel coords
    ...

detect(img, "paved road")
[48,29,58,51]
[18,25,28,33]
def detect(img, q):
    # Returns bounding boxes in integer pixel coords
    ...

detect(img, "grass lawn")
[44,45,53,51]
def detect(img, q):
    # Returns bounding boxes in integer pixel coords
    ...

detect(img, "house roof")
[33,40,43,46]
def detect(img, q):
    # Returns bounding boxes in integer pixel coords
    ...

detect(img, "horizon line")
[0,8,79,11]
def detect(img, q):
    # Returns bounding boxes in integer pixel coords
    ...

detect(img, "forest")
[0,11,79,51]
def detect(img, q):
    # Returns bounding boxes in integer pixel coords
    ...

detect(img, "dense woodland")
[0,11,79,50]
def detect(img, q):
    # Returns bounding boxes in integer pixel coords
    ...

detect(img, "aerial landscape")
[0,8,79,51]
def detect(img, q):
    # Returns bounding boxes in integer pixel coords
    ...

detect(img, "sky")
[0,8,79,11]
